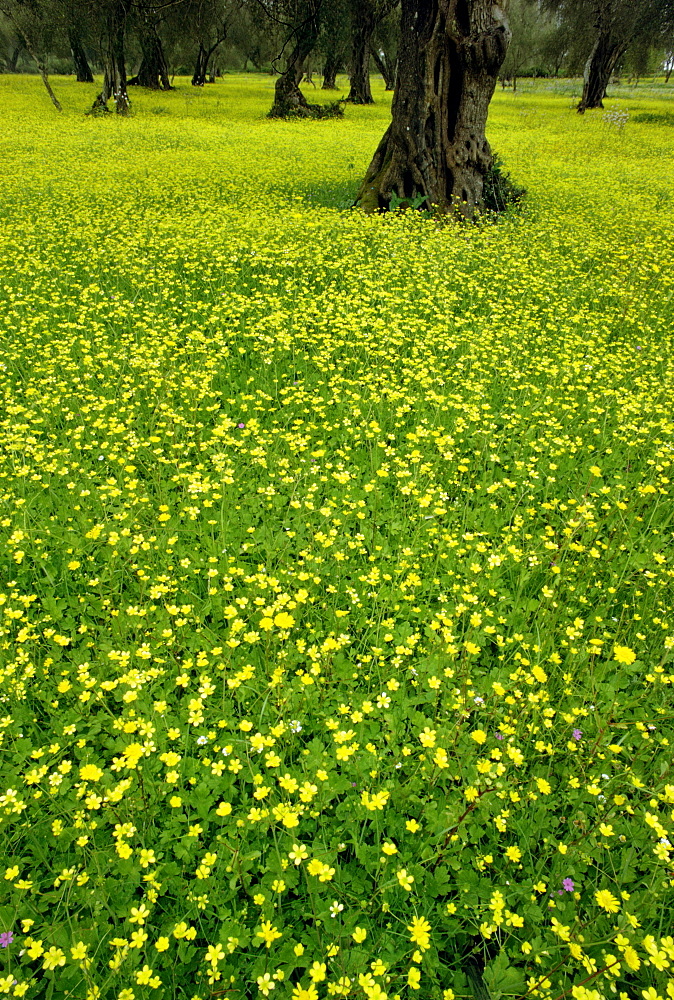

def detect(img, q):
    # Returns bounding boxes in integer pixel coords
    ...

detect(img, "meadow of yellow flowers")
[0,72,673,1000]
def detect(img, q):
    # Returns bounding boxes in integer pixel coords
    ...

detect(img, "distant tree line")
[1,0,671,217]
[1,0,671,109]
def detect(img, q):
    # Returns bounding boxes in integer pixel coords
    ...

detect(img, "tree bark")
[192,43,209,86]
[36,62,61,110]
[347,0,375,103]
[270,55,310,115]
[322,50,342,88]
[92,0,132,114]
[7,41,24,73]
[192,40,224,86]
[577,31,626,112]
[356,0,510,217]
[129,23,172,89]
[371,46,396,89]
[269,2,321,117]
[68,26,93,82]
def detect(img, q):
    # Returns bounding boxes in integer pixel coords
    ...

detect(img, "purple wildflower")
[563,878,574,892]
[572,729,582,741]
[495,733,504,740]
[0,931,14,947]
[237,423,245,429]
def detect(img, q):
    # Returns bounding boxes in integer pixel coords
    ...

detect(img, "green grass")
[0,73,673,1000]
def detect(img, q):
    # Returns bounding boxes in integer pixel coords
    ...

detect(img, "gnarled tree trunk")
[577,30,626,111]
[356,0,510,217]
[269,1,321,117]
[270,56,310,115]
[347,0,375,103]
[129,23,172,90]
[91,0,132,114]
[68,27,93,82]
[321,53,342,90]
[192,36,226,86]
[322,50,342,88]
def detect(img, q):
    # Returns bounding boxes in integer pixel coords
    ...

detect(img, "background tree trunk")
[371,46,395,88]
[92,0,132,114]
[577,31,626,111]
[270,54,309,115]
[129,23,172,89]
[68,27,93,82]
[7,40,24,73]
[269,2,321,117]
[356,0,510,216]
[192,43,209,85]
[192,40,224,86]
[322,50,342,88]
[2,14,62,110]
[347,0,375,102]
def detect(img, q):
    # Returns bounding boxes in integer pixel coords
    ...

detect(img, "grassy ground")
[0,74,673,1000]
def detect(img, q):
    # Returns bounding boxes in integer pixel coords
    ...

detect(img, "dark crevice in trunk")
[446,37,463,141]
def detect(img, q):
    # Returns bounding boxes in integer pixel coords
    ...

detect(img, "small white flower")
[329,901,344,918]
[197,735,207,745]
[290,720,302,733]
